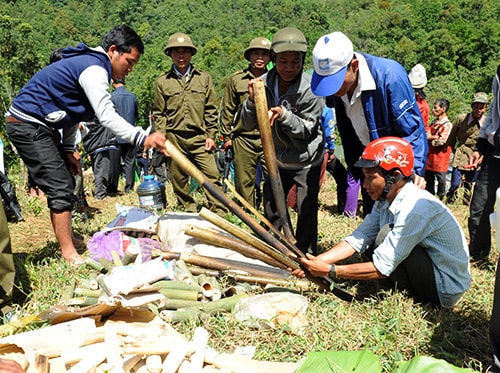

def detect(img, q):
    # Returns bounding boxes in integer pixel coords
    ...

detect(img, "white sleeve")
[79,65,146,146]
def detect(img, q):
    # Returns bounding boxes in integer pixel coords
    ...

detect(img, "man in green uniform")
[153,32,226,214]
[0,203,16,318]
[219,37,271,207]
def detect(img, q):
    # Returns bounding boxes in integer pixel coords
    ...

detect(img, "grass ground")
[4,170,498,372]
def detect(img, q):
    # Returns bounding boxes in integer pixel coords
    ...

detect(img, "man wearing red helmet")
[292,136,470,308]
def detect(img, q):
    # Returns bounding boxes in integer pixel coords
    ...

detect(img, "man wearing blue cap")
[310,32,427,216]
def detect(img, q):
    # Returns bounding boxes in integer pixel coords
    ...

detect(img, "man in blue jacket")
[311,31,427,216]
[5,25,166,264]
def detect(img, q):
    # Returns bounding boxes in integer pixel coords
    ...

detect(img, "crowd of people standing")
[2,24,500,371]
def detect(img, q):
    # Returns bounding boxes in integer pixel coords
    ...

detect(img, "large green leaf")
[393,356,477,373]
[295,350,381,373]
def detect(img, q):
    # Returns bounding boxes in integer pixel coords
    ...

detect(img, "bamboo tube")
[188,265,311,290]
[158,288,200,301]
[253,79,295,243]
[64,296,99,307]
[152,280,202,293]
[146,355,162,373]
[161,340,191,373]
[185,224,287,269]
[123,354,143,373]
[122,244,140,266]
[190,327,209,371]
[60,279,76,304]
[88,271,99,290]
[104,324,122,371]
[206,276,222,301]
[73,288,102,298]
[84,258,106,273]
[123,336,189,355]
[197,274,215,299]
[179,293,247,314]
[187,252,289,279]
[163,298,202,310]
[66,344,107,373]
[174,260,198,286]
[98,258,114,273]
[198,207,299,270]
[34,354,49,373]
[111,250,123,267]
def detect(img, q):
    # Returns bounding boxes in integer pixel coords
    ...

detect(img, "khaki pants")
[167,132,226,215]
[0,203,15,313]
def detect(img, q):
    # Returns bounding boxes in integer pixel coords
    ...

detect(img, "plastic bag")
[234,292,308,334]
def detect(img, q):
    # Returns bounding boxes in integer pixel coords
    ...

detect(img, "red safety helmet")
[355,137,414,177]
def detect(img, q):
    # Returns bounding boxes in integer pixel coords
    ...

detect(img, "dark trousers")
[91,150,113,199]
[371,224,440,306]
[109,143,137,193]
[447,167,477,203]
[468,155,500,259]
[6,122,76,211]
[264,163,321,255]
[425,170,447,199]
[491,257,500,372]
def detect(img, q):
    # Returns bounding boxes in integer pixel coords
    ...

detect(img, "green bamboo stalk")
[152,280,202,293]
[174,259,198,285]
[88,271,99,290]
[64,296,99,307]
[98,258,114,273]
[163,298,203,310]
[84,258,107,273]
[111,250,123,267]
[158,288,200,301]
[73,288,102,298]
[60,279,76,304]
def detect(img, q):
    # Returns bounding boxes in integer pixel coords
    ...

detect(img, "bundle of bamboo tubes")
[0,318,299,372]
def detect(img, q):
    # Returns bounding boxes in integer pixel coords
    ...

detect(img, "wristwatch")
[328,264,337,279]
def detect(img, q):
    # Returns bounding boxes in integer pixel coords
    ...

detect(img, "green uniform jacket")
[448,112,482,169]
[152,65,218,140]
[220,67,262,140]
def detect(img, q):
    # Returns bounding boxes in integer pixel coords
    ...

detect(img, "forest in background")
[1,0,499,168]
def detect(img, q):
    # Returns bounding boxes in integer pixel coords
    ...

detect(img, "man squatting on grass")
[292,137,471,308]
[4,25,167,264]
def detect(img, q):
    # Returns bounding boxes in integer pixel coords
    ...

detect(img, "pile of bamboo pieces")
[0,317,299,372]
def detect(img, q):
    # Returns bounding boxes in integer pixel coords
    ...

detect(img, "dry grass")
[5,172,498,372]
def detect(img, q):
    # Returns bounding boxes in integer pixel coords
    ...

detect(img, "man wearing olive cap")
[310,31,428,216]
[152,32,226,214]
[219,36,271,207]
[446,92,489,204]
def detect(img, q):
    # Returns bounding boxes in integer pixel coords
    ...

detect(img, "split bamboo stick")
[253,79,295,243]
[185,224,286,269]
[199,207,299,270]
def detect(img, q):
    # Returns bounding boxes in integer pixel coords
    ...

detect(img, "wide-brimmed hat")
[472,92,489,104]
[311,32,353,96]
[408,64,427,89]
[164,32,197,56]
[244,37,271,61]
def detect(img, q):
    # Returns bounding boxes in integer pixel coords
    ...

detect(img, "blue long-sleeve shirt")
[344,182,470,307]
[331,53,428,177]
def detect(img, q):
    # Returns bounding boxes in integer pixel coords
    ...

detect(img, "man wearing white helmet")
[408,63,430,126]
[310,31,428,217]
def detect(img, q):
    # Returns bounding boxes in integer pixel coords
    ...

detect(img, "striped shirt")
[344,182,471,307]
